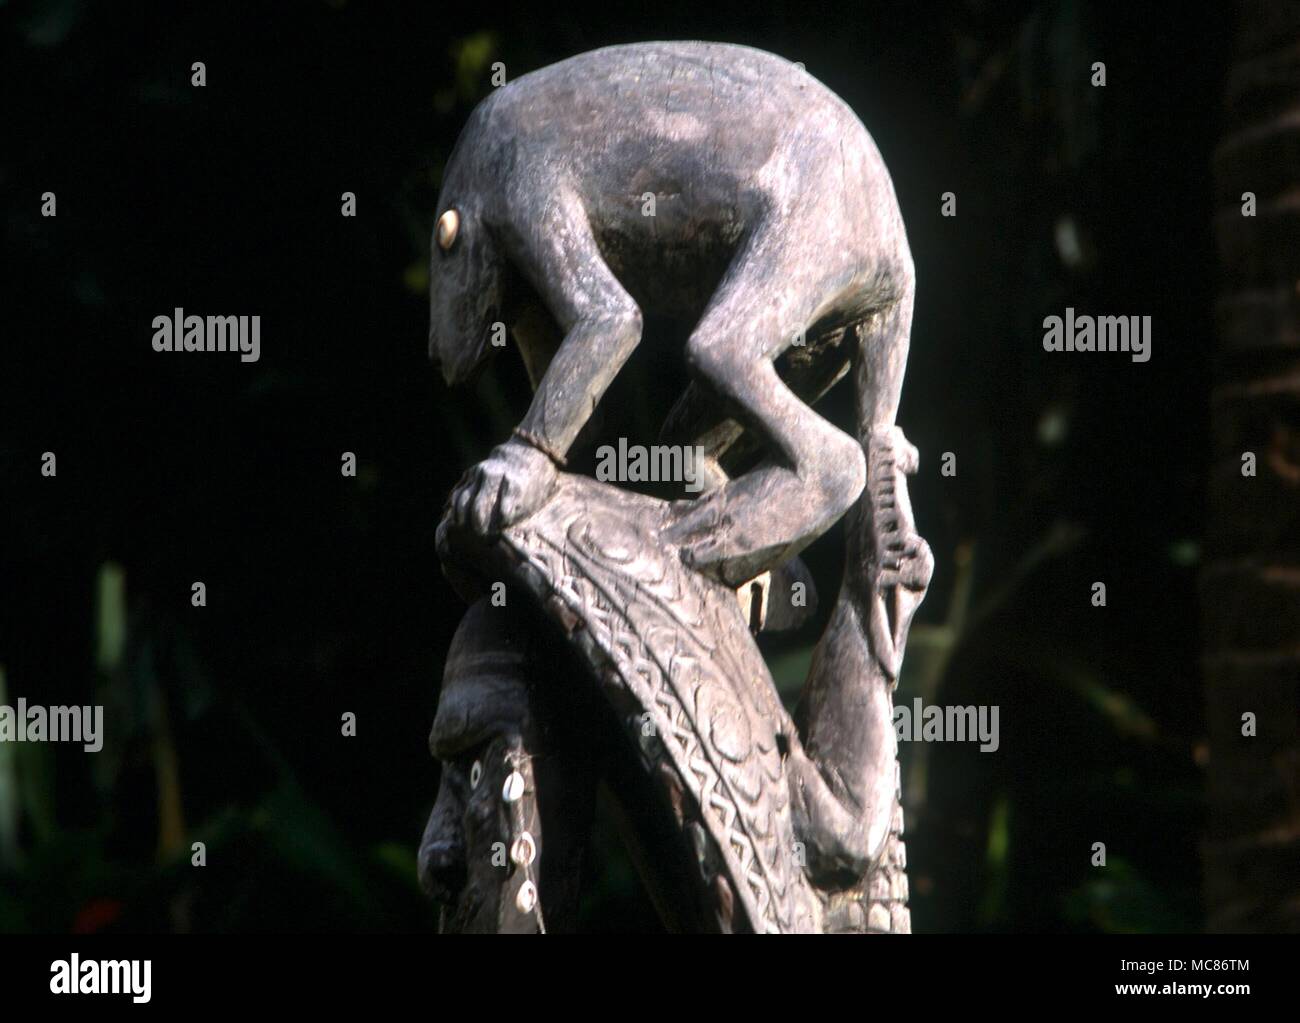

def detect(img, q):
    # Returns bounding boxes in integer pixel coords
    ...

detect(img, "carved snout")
[418,780,467,902]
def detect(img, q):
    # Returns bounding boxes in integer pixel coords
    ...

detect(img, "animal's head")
[428,196,506,386]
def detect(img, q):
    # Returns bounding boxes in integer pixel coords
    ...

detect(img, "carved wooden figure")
[421,41,932,933]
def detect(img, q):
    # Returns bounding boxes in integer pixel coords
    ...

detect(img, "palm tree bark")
[1204,0,1300,933]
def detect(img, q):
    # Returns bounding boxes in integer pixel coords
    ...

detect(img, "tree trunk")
[1203,0,1300,933]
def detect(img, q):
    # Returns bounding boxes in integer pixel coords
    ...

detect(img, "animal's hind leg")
[662,247,867,588]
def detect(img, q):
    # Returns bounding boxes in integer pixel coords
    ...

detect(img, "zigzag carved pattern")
[500,490,819,932]
[557,542,783,930]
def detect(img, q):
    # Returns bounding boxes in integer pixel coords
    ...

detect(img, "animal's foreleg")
[511,194,644,460]
[516,306,643,461]
[451,202,643,536]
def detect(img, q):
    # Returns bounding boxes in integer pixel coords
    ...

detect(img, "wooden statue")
[420,41,932,933]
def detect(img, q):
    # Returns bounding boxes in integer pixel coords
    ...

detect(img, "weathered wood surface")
[421,40,932,933]
[430,471,925,932]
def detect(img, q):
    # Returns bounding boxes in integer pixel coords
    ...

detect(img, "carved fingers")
[446,440,559,537]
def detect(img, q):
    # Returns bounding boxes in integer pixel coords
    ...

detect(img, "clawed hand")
[444,439,559,537]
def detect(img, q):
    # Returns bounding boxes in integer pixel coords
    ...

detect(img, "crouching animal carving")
[421,41,933,933]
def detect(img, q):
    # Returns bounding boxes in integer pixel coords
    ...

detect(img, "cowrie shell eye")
[436,209,460,250]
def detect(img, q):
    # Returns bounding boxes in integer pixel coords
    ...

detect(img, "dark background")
[1,0,1233,932]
